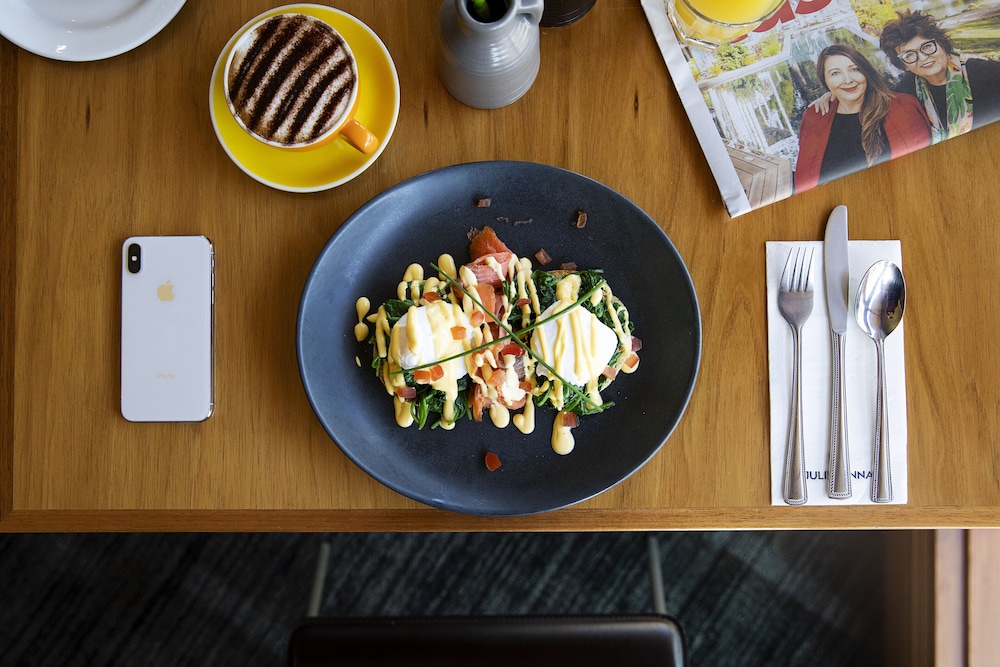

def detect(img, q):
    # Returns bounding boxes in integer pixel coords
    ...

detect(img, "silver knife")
[825,205,852,499]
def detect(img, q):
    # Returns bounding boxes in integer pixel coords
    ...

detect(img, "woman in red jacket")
[794,44,930,192]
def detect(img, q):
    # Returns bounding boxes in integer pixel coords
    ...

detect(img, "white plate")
[0,0,186,62]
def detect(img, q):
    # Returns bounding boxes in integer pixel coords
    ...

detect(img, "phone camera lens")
[127,243,141,274]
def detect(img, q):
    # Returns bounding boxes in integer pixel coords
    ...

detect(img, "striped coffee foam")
[227,14,357,146]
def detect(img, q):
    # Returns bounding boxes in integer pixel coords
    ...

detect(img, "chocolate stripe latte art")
[227,14,357,147]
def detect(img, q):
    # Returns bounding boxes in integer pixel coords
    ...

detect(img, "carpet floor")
[0,531,884,666]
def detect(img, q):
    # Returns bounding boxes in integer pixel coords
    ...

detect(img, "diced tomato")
[412,365,445,383]
[470,310,485,327]
[602,365,617,380]
[561,412,579,428]
[451,325,466,341]
[394,386,416,399]
[624,353,640,369]
[464,251,513,287]
[469,226,511,259]
[500,342,524,357]
[469,383,490,422]
[534,248,552,265]
[484,452,502,471]
[421,291,441,303]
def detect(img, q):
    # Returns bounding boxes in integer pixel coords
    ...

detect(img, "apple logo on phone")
[157,280,175,302]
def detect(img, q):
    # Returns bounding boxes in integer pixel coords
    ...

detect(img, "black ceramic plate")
[296,161,701,516]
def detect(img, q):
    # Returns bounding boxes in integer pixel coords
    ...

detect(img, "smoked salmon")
[468,226,511,259]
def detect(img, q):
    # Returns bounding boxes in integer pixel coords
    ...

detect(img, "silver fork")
[778,247,814,506]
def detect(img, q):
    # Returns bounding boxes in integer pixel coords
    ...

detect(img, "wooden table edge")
[1,37,18,531]
[2,507,999,533]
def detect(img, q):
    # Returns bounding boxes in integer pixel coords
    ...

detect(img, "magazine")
[641,0,1000,217]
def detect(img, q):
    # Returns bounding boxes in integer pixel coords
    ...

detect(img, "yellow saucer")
[209,4,399,192]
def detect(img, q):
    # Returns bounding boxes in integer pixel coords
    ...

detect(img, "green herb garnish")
[470,0,492,21]
[430,264,610,415]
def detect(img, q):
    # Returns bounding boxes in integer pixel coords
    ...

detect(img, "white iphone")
[121,235,214,422]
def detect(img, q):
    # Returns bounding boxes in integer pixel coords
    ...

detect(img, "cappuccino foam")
[227,14,357,146]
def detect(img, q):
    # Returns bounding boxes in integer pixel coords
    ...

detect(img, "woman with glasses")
[880,10,1000,143]
[794,44,930,192]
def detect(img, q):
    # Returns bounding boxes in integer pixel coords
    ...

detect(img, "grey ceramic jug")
[436,0,543,109]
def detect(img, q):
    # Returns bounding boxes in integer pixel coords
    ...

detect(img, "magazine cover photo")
[650,0,1000,214]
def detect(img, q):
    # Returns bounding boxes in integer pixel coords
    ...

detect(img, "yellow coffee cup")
[224,12,379,154]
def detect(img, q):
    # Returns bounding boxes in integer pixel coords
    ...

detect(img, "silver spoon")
[854,260,906,503]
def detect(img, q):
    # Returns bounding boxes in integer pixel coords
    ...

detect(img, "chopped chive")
[386,270,607,380]
[429,264,608,413]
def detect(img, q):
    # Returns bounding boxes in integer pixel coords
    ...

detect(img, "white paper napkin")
[766,241,908,506]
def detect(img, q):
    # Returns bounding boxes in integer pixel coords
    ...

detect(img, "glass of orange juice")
[667,0,786,48]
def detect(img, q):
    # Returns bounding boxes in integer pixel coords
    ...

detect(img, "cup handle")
[340,118,379,155]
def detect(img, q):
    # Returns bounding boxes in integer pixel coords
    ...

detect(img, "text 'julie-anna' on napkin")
[766,241,908,506]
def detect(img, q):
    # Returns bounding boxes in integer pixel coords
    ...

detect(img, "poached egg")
[388,301,474,377]
[530,300,618,386]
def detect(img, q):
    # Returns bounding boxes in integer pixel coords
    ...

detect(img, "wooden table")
[3,0,999,532]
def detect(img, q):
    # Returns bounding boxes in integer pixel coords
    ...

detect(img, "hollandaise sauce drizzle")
[355,237,638,455]
[354,297,371,342]
[433,263,609,411]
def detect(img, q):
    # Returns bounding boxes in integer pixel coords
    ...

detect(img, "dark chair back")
[288,614,685,666]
